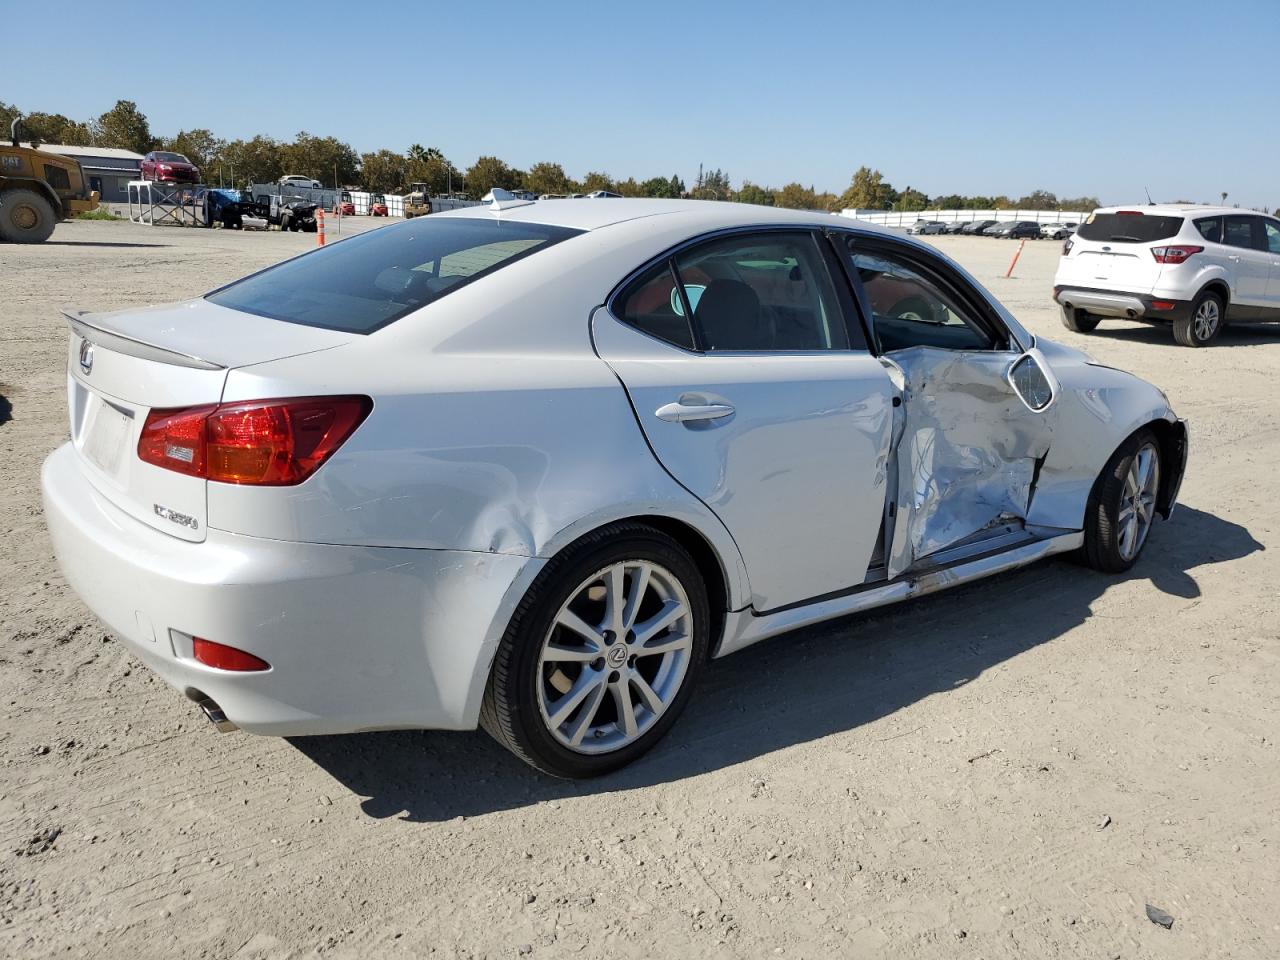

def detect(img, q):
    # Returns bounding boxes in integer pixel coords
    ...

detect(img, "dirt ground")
[1,219,1277,960]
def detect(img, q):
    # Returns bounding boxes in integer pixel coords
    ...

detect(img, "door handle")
[655,401,735,423]
[1228,254,1241,261]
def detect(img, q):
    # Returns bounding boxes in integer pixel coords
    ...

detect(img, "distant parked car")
[993,221,1043,239]
[907,220,947,235]
[963,220,998,235]
[1040,222,1078,240]
[944,222,969,234]
[141,151,200,184]
[369,194,389,217]
[279,175,322,190]
[585,190,622,198]
[973,220,1005,236]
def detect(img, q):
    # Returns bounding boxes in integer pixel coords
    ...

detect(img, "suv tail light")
[1062,238,1074,256]
[138,396,371,485]
[1150,245,1203,264]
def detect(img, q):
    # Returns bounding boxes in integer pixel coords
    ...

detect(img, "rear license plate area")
[83,401,134,476]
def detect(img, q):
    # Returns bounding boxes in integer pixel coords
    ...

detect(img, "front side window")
[672,232,850,351]
[1223,215,1261,251]
[845,245,999,353]
[207,217,581,333]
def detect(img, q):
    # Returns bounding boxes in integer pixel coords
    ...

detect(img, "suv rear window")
[1077,213,1184,244]
[207,218,581,332]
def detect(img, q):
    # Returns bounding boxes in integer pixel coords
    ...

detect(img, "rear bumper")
[1053,286,1192,323]
[42,443,542,736]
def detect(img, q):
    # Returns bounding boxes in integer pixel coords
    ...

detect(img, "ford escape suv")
[1053,205,1280,346]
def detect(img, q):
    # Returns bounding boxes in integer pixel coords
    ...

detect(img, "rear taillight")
[138,396,371,485]
[1150,245,1203,264]
[193,637,270,671]
[1063,238,1074,256]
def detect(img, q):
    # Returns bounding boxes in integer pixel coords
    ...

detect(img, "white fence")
[842,208,1089,227]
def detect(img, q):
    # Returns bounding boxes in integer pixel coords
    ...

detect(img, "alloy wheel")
[536,560,693,754]
[1117,442,1160,561]
[1193,299,1220,341]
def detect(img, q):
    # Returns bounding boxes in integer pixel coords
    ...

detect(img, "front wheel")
[481,523,709,778]
[1080,430,1161,573]
[1173,290,1224,347]
[0,188,57,243]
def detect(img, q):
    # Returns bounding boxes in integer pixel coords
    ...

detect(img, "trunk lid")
[63,299,355,543]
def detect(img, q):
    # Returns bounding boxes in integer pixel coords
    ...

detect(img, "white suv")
[1053,205,1280,346]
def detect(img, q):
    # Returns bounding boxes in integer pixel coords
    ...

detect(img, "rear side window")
[1194,216,1223,243]
[1077,213,1184,243]
[613,261,696,350]
[673,232,850,351]
[1264,220,1280,255]
[207,218,581,333]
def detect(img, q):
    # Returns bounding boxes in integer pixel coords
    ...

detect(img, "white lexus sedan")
[43,196,1188,777]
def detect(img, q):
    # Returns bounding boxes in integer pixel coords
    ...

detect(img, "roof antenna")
[1144,186,1155,206]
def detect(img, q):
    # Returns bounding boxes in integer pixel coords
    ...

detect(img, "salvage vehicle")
[43,197,1187,778]
[1054,205,1280,346]
[141,151,201,184]
[276,196,319,232]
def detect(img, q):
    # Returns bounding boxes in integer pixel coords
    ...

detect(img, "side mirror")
[1007,349,1058,412]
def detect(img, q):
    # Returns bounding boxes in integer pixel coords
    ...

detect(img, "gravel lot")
[2,219,1277,960]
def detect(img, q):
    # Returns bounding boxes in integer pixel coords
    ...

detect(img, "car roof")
[1093,204,1258,218]
[433,197,872,235]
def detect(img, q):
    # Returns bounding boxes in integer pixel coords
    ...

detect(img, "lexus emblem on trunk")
[78,340,94,375]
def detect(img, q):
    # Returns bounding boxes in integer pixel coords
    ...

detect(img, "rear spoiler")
[61,306,226,371]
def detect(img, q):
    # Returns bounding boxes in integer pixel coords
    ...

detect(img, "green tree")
[640,175,678,198]
[775,183,826,209]
[669,174,684,197]
[278,131,359,187]
[360,149,407,193]
[465,155,523,196]
[837,167,896,210]
[581,171,615,193]
[1059,195,1101,211]
[0,101,19,136]
[691,168,731,201]
[524,161,573,196]
[614,177,645,197]
[895,186,929,211]
[17,111,92,145]
[207,136,283,188]
[93,100,155,153]
[734,181,775,206]
[1017,189,1059,210]
[407,152,461,195]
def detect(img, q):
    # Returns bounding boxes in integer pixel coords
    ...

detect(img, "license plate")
[84,402,133,476]
[1090,254,1112,281]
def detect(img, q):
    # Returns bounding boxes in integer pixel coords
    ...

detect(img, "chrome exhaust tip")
[196,696,238,733]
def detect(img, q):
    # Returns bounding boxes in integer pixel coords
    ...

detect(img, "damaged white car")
[43,198,1188,777]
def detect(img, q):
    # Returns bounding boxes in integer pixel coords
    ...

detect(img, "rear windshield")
[152,152,187,162]
[1077,213,1184,244]
[207,218,581,333]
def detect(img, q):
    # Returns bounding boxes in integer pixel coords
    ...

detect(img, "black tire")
[1060,306,1100,333]
[480,522,710,778]
[1079,429,1161,573]
[1173,289,1224,347]
[0,188,57,243]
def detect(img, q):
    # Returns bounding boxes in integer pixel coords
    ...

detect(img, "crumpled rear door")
[884,347,1056,578]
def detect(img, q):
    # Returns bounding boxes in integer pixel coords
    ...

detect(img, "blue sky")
[5,0,1278,208]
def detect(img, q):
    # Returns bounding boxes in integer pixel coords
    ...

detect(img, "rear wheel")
[1080,430,1161,573]
[481,523,709,778]
[1173,290,1224,347]
[0,188,57,243]
[1059,306,1100,333]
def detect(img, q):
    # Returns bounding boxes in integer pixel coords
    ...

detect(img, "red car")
[141,151,201,184]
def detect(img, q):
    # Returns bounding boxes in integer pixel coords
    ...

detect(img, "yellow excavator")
[1,118,100,242]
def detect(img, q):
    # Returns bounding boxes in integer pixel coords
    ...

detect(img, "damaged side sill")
[714,530,1083,659]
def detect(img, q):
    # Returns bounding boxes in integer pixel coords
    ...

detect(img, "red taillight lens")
[138,396,371,485]
[193,637,270,671]
[1151,245,1203,264]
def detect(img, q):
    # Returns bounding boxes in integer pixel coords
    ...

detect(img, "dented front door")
[883,347,1057,578]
